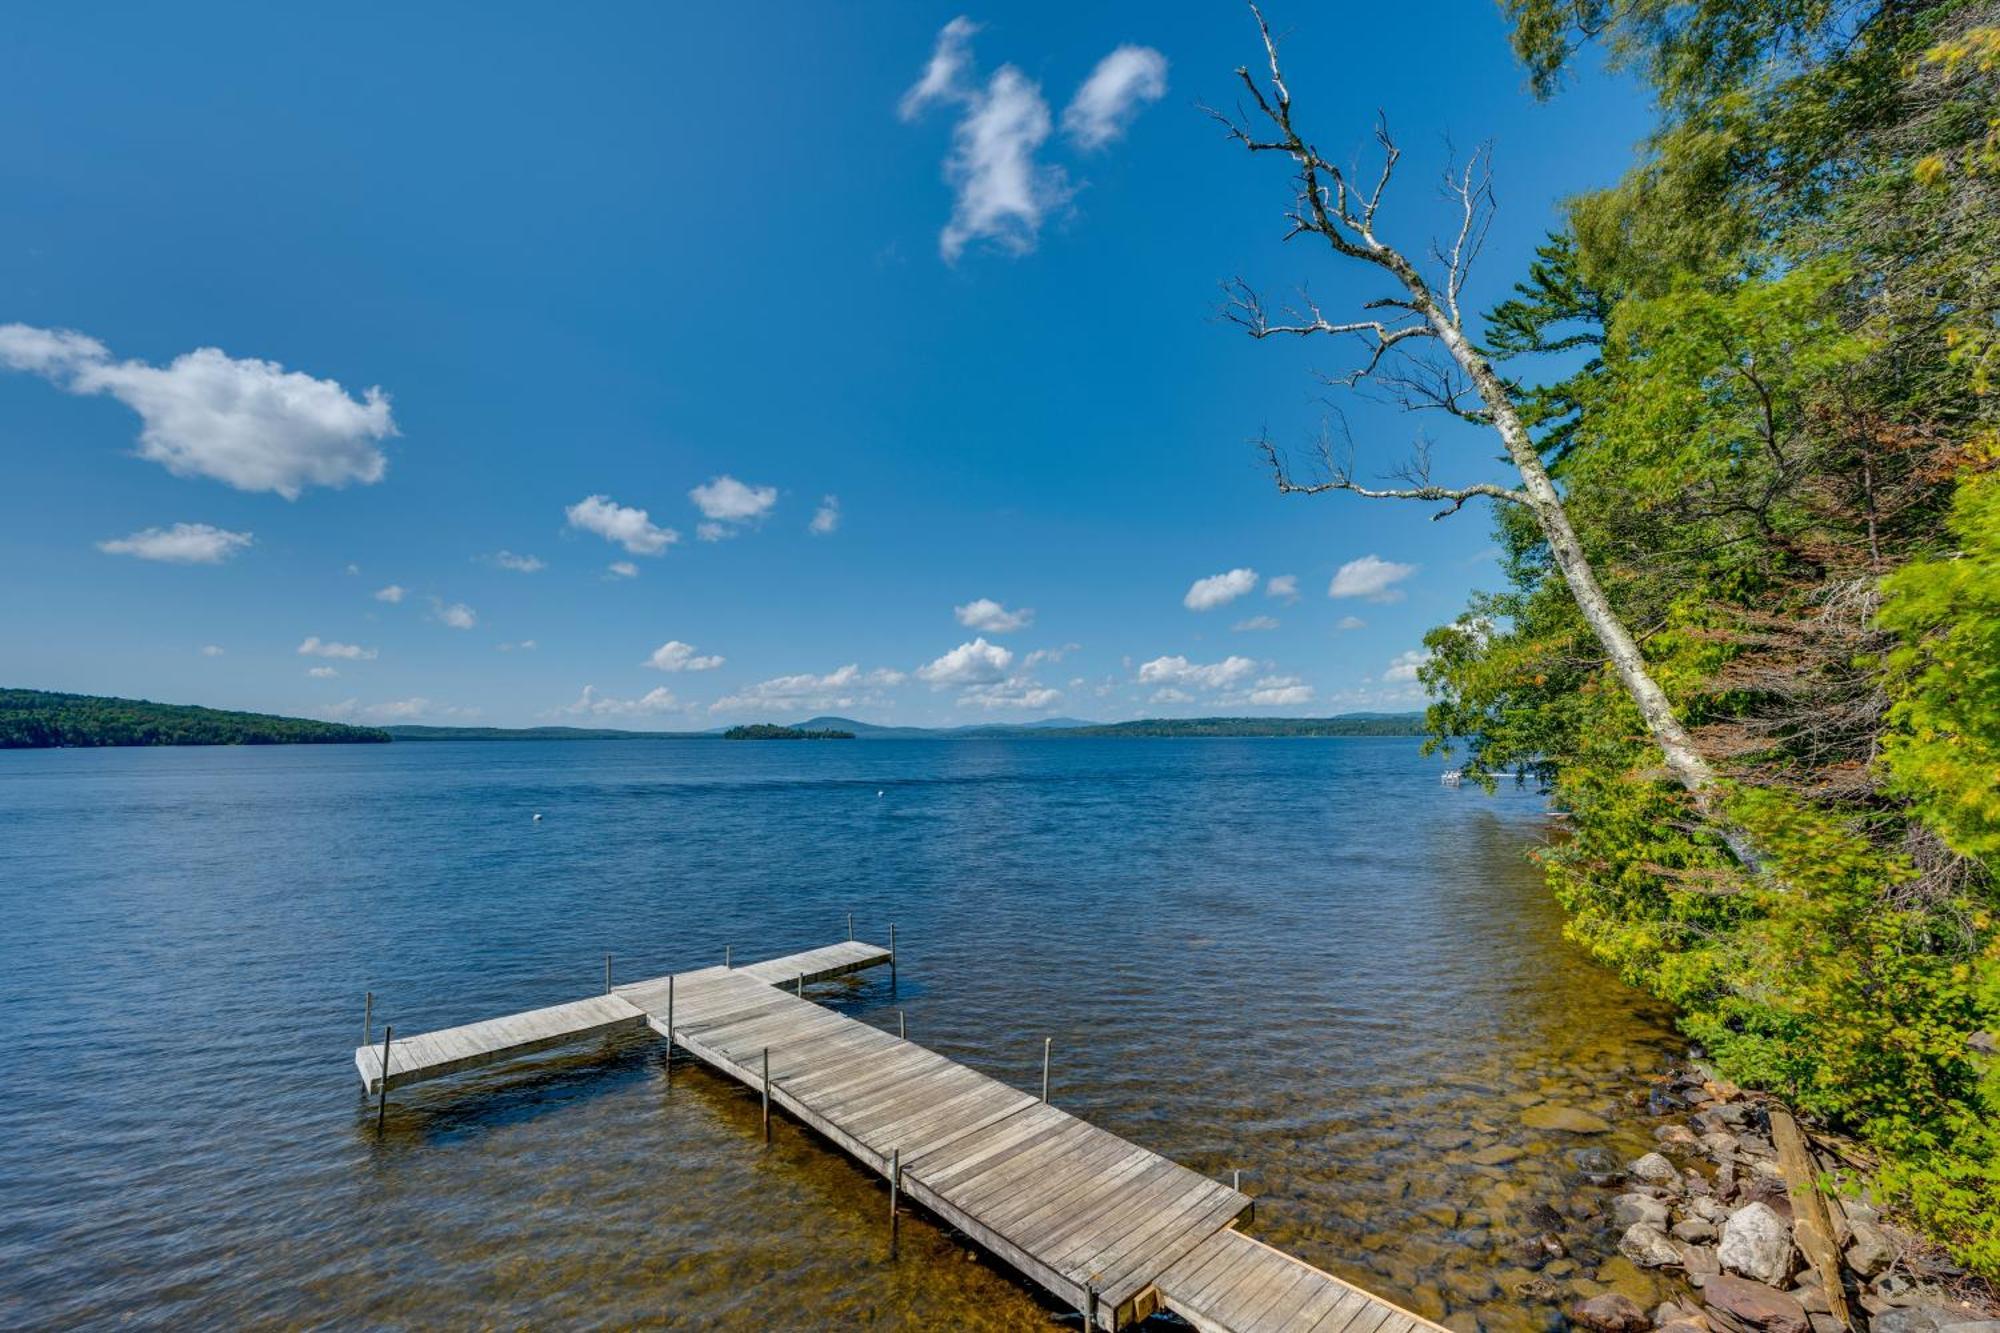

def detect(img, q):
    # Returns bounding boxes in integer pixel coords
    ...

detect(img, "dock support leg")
[847,911,853,941]
[1042,1036,1051,1104]
[898,1010,906,1040]
[889,923,896,990]
[796,973,804,998]
[604,953,612,994]
[375,1024,393,1132]
[890,1147,900,1259]
[762,1046,771,1142]
[362,991,372,1046]
[725,944,731,970]
[666,974,675,1080]
[1086,1284,1098,1330]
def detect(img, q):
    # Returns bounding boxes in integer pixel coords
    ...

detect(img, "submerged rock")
[1612,1193,1674,1230]
[1632,1152,1681,1185]
[1572,1292,1652,1333]
[1523,1103,1614,1134]
[1718,1201,1795,1286]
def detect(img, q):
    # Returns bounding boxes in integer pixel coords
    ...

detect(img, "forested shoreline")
[0,689,390,747]
[1411,2,2000,1275]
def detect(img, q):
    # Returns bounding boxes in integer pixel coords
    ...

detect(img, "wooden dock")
[353,939,1445,1332]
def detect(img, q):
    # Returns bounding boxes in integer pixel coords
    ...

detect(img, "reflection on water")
[0,738,1679,1329]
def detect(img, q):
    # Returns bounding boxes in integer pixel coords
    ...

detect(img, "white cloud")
[810,495,841,535]
[1265,574,1298,602]
[558,684,680,718]
[492,550,544,573]
[351,697,474,722]
[954,597,1033,633]
[958,677,1061,711]
[0,324,393,498]
[689,475,778,523]
[708,664,905,716]
[1336,615,1366,631]
[1137,654,1258,690]
[345,563,360,575]
[1246,674,1314,706]
[565,494,678,555]
[607,561,639,579]
[696,521,729,543]
[97,522,251,564]
[1329,555,1418,603]
[298,636,377,660]
[374,584,405,603]
[1233,615,1280,632]
[1062,45,1167,150]
[1183,567,1258,611]
[1384,649,1430,683]
[1151,687,1193,704]
[938,67,1068,261]
[1024,642,1079,667]
[200,644,225,657]
[496,639,537,652]
[307,666,339,678]
[899,16,980,120]
[431,599,476,630]
[645,640,725,672]
[917,637,1014,685]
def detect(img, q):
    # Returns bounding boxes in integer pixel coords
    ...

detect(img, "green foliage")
[721,724,856,740]
[1439,0,2000,1273]
[0,688,390,747]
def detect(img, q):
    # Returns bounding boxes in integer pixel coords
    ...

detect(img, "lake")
[0,737,1684,1330]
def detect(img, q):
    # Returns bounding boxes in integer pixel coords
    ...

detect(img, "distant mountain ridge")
[383,713,1425,741]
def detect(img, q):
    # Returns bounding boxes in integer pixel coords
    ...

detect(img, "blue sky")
[0,3,1647,728]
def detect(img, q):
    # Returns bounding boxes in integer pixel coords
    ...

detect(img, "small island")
[722,724,856,741]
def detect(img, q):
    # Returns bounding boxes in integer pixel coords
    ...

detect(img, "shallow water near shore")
[0,737,1684,1329]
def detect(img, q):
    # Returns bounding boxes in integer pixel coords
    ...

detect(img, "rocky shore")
[1548,1065,1997,1333]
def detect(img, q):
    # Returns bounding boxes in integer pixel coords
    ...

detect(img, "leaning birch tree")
[1218,6,1761,869]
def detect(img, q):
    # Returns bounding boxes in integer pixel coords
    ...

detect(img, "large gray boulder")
[1611,1192,1673,1229]
[1719,1200,1796,1285]
[1619,1222,1682,1268]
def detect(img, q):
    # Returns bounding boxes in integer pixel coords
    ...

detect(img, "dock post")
[890,1147,901,1259]
[666,974,675,1079]
[362,991,372,1046]
[1041,1036,1051,1104]
[604,953,612,994]
[1086,1283,1099,1330]
[796,973,804,998]
[889,923,896,989]
[375,1024,393,1132]
[899,1010,906,1040]
[847,911,854,941]
[725,944,732,970]
[762,1046,771,1142]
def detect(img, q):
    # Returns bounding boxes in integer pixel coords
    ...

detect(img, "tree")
[1216,5,1757,867]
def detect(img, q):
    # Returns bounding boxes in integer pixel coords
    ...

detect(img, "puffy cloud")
[645,640,725,672]
[899,15,980,120]
[607,561,639,579]
[200,644,225,657]
[1,324,393,498]
[557,684,680,717]
[1329,555,1418,603]
[708,664,905,715]
[1265,574,1298,602]
[958,677,1061,710]
[1246,675,1314,706]
[917,637,1014,685]
[431,599,476,630]
[1384,649,1430,683]
[1062,45,1167,150]
[954,597,1033,633]
[1024,642,1079,667]
[696,522,729,543]
[1335,615,1366,631]
[1183,567,1258,611]
[565,494,678,555]
[1233,615,1280,632]
[374,584,405,603]
[307,666,339,679]
[97,522,251,564]
[1137,654,1258,690]
[298,636,377,660]
[1150,687,1193,704]
[689,475,778,523]
[492,550,544,572]
[809,495,841,535]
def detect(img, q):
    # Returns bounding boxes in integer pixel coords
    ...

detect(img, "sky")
[0,2,1650,729]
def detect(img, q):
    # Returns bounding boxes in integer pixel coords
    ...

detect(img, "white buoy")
[877,791,884,798]
[532,812,543,822]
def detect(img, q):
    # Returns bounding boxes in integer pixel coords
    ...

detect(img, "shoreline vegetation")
[0,687,1427,748]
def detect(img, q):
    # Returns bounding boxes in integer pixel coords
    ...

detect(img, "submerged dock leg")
[762,1047,771,1142]
[889,1146,901,1259]
[375,1024,393,1132]
[362,991,372,1046]
[1042,1037,1051,1104]
[604,953,612,993]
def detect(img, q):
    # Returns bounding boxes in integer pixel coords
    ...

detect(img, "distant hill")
[0,688,391,748]
[794,713,1425,739]
[384,724,711,741]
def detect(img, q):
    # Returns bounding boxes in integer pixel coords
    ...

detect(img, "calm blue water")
[0,738,1680,1330]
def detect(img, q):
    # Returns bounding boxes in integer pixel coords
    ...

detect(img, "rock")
[1597,1256,1667,1307]
[1441,1314,1481,1333]
[1807,1317,1844,1333]
[1632,1152,1681,1185]
[1572,1292,1652,1333]
[1844,1217,1895,1278]
[1938,1324,2000,1333]
[1408,1284,1447,1321]
[1524,1103,1614,1134]
[1444,1268,1499,1303]
[1702,1130,1744,1160]
[1526,1201,1566,1231]
[1419,1202,1460,1228]
[1662,1321,1711,1333]
[1790,1283,1828,1316]
[1658,1124,1703,1149]
[1470,1142,1525,1166]
[1677,1243,1721,1278]
[1423,1127,1475,1150]
[1702,1274,1810,1333]
[1872,1309,1964,1333]
[1693,1196,1732,1223]
[1509,1231,1567,1268]
[1719,1202,1796,1285]
[1613,1193,1674,1229]
[1674,1218,1720,1244]
[1622,1223,1683,1268]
